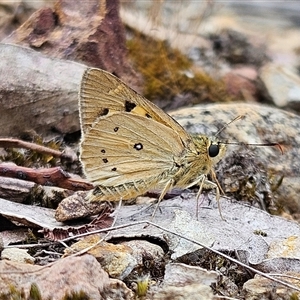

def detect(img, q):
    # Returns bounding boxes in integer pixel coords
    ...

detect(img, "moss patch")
[127,29,235,110]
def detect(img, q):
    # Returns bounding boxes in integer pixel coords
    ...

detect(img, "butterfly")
[79,68,226,216]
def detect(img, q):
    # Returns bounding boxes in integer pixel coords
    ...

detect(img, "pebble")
[1,248,35,264]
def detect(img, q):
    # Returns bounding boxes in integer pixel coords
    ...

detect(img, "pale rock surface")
[260,63,300,109]
[1,247,35,264]
[64,236,137,280]
[243,274,299,300]
[0,255,134,299]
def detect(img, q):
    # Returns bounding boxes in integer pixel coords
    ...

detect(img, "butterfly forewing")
[79,68,189,140]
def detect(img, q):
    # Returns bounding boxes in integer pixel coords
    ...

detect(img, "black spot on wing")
[134,143,143,151]
[125,101,136,112]
[98,108,109,116]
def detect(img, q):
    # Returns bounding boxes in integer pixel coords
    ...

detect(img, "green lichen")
[0,284,90,300]
[62,291,90,300]
[0,283,43,300]
[28,283,42,300]
[289,293,300,300]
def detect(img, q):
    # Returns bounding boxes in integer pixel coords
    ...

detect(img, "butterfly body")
[79,68,226,204]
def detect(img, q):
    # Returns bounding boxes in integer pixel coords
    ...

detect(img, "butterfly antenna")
[224,142,284,154]
[214,115,245,137]
[214,115,284,154]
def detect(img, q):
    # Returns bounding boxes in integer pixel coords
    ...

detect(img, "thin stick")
[0,138,77,161]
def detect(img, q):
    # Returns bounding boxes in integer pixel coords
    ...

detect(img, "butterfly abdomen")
[88,177,161,202]
[87,169,176,202]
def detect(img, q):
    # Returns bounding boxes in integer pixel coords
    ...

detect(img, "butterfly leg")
[151,179,175,220]
[210,169,225,195]
[195,175,224,220]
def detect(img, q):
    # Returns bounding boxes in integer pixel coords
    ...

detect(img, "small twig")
[0,138,74,160]
[0,163,93,191]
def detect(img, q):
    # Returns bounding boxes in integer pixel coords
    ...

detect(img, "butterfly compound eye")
[208,144,219,157]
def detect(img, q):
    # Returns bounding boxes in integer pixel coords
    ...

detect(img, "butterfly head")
[208,140,226,166]
[190,135,226,168]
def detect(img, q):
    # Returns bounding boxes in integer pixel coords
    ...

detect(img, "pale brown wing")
[80,112,185,187]
[79,68,189,140]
